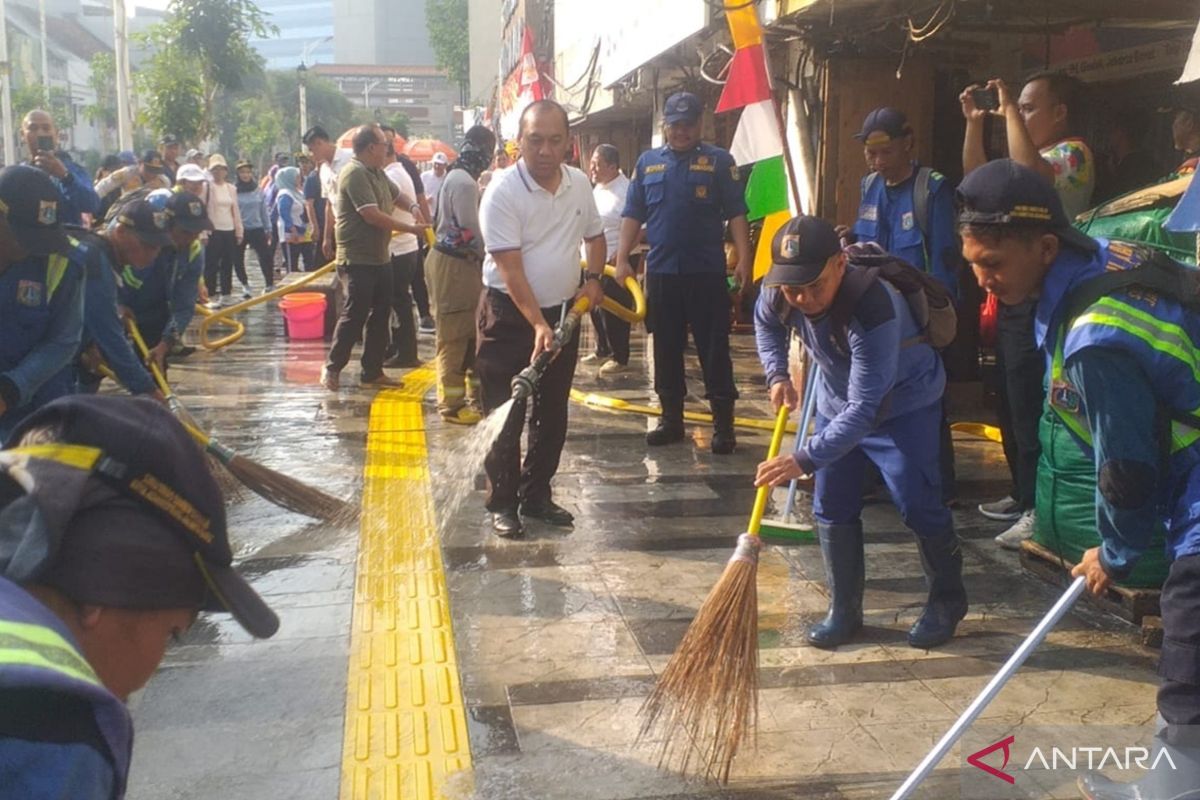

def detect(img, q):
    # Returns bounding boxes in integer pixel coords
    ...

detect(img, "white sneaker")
[580,353,604,365]
[205,294,223,309]
[995,510,1036,550]
[979,495,1022,522]
[598,359,630,376]
[241,284,252,300]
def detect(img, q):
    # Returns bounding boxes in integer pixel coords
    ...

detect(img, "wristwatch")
[584,272,602,283]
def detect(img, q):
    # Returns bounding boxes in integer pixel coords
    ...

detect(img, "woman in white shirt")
[204,154,246,305]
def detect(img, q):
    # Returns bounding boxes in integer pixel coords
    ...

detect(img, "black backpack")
[828,242,958,353]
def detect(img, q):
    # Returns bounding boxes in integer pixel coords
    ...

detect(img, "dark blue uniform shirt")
[623,143,747,275]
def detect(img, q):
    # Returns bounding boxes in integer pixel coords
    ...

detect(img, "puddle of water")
[431,398,520,536]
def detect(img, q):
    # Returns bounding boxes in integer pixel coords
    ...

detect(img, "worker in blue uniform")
[118,190,210,372]
[848,107,959,295]
[0,165,84,442]
[957,159,1200,799]
[0,395,278,797]
[72,198,170,400]
[847,107,961,502]
[615,91,752,454]
[753,215,966,650]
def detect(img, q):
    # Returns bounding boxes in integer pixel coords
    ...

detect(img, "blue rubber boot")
[908,529,968,649]
[805,522,864,649]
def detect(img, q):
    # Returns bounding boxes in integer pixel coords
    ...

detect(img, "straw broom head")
[215,447,353,522]
[638,532,761,783]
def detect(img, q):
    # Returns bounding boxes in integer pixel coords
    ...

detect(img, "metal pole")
[298,80,308,138]
[782,364,819,520]
[0,0,13,165]
[888,576,1087,800]
[38,0,48,91]
[112,0,132,151]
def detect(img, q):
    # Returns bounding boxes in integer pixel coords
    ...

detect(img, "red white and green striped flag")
[717,3,793,280]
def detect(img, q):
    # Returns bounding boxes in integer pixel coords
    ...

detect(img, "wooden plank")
[1019,539,1160,624]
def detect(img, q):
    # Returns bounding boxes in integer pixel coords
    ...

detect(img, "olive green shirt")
[335,157,397,266]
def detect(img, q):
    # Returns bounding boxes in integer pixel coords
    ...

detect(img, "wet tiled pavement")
[124,293,1161,800]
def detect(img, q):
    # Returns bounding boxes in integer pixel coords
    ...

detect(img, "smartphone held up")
[970,86,1000,112]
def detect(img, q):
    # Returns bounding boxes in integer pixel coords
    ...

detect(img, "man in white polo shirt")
[477,99,607,537]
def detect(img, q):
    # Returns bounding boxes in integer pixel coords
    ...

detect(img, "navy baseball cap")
[854,107,911,144]
[115,197,172,247]
[763,216,844,287]
[165,190,213,233]
[1,395,279,638]
[159,134,179,146]
[664,92,702,125]
[0,165,69,256]
[140,150,165,173]
[956,159,1098,252]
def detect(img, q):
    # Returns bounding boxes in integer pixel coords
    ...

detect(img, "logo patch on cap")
[781,234,801,260]
[37,200,56,225]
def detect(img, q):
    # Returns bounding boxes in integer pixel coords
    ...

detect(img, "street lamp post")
[0,0,12,164]
[297,62,308,136]
[362,79,382,112]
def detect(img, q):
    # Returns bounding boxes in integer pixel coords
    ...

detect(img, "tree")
[12,84,72,133]
[84,53,118,152]
[137,0,276,141]
[264,70,356,146]
[135,40,206,142]
[233,97,284,168]
[425,0,468,100]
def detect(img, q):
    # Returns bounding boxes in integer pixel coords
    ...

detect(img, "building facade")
[332,0,434,66]
[247,0,335,70]
[312,64,459,141]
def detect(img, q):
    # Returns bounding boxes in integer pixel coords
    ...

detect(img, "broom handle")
[124,319,215,450]
[747,404,793,536]
[782,365,820,519]
[888,576,1087,800]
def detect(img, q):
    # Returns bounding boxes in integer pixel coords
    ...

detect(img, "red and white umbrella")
[403,138,457,163]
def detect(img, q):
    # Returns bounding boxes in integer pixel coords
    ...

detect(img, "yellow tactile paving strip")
[340,367,473,800]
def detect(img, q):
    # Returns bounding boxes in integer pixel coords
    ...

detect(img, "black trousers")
[282,241,317,273]
[588,275,632,365]
[476,289,580,512]
[389,251,420,363]
[238,228,274,287]
[1159,554,1200,733]
[204,230,239,295]
[645,271,737,402]
[413,252,432,318]
[325,263,394,379]
[995,300,1044,510]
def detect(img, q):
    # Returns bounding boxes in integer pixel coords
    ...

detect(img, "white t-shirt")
[421,168,446,216]
[481,161,605,308]
[384,161,419,256]
[319,161,340,217]
[590,172,629,262]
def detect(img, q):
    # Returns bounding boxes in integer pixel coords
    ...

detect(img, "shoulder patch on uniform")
[1104,241,1143,273]
[851,279,897,332]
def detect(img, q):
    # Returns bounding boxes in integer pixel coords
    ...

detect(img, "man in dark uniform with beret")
[615,91,752,454]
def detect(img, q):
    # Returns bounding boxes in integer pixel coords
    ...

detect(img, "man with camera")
[21,110,98,227]
[960,72,1095,550]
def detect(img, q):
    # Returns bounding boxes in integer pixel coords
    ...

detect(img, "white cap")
[176,164,211,183]
[432,152,448,165]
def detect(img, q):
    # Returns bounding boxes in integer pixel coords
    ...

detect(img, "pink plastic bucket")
[280,294,327,339]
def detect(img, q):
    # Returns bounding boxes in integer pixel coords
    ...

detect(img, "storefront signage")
[1056,37,1191,83]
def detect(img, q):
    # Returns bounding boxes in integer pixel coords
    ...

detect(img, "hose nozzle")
[509,306,586,401]
[511,366,539,400]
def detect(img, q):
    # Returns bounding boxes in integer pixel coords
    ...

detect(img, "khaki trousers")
[424,248,482,414]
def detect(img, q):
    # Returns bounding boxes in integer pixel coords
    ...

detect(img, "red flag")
[716,43,771,114]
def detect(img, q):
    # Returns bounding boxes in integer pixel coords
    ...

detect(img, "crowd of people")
[7,65,1200,797]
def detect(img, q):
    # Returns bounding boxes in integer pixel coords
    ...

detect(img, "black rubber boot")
[1077,718,1200,799]
[710,399,736,455]
[806,522,865,649]
[647,397,685,446]
[908,529,968,649]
